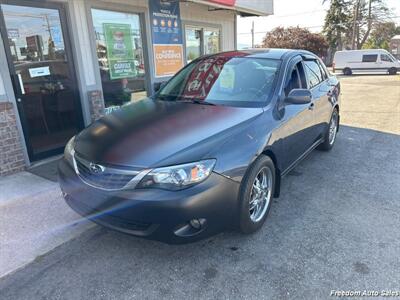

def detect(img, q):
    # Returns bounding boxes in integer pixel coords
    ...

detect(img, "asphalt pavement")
[0,75,399,299]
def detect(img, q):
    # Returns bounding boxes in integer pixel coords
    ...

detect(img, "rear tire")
[318,108,339,151]
[343,68,352,76]
[389,67,397,75]
[238,155,275,234]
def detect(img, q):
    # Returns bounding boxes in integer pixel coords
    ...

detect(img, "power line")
[237,14,400,36]
[266,9,326,18]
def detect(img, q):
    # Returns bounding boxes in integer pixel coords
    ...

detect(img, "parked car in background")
[333,49,400,75]
[59,49,341,244]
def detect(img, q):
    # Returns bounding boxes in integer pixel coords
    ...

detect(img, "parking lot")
[0,74,399,299]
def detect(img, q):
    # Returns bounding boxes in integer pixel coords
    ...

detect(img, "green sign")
[103,23,137,80]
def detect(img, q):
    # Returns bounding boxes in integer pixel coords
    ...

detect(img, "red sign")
[182,51,246,100]
[207,0,236,7]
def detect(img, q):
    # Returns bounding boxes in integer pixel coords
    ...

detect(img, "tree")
[363,22,400,50]
[353,0,390,49]
[323,0,391,50]
[323,0,352,51]
[262,27,329,57]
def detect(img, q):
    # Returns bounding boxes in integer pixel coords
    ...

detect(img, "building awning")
[188,0,274,16]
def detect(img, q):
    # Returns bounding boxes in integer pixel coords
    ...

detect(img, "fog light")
[190,219,201,229]
[190,218,206,230]
[174,218,207,237]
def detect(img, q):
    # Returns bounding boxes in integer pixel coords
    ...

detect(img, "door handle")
[308,102,315,110]
[17,74,25,95]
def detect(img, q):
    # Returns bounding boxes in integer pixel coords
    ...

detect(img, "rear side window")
[362,54,378,62]
[317,60,328,80]
[304,60,323,88]
[381,54,393,62]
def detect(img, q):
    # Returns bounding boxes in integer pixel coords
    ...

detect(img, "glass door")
[185,26,202,63]
[185,26,220,63]
[204,28,220,55]
[0,2,83,161]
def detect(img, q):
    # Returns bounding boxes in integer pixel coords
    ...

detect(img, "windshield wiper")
[176,98,216,106]
[156,95,216,106]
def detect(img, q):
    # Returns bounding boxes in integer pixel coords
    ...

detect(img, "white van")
[333,49,400,75]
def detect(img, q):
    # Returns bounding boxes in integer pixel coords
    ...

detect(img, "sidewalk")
[0,171,93,278]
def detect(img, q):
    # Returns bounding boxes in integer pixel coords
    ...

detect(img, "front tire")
[388,67,397,75]
[343,68,352,76]
[318,108,339,151]
[238,155,275,234]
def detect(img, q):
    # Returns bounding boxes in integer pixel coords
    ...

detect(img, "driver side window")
[284,62,306,96]
[381,54,393,62]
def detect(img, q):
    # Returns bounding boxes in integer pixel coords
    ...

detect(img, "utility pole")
[351,0,360,50]
[251,20,255,48]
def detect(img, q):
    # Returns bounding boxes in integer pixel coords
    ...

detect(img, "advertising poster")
[149,0,184,77]
[154,44,184,77]
[103,23,137,80]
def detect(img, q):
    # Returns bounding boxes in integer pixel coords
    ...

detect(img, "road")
[1,75,399,300]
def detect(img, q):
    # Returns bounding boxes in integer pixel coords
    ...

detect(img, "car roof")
[336,49,387,52]
[207,49,316,61]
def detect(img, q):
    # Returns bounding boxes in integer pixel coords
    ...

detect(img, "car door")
[380,53,395,71]
[302,58,329,140]
[278,57,316,171]
[310,59,334,138]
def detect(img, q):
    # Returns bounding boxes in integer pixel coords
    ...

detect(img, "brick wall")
[0,102,26,176]
[88,90,104,122]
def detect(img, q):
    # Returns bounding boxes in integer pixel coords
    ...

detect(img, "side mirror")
[285,89,312,105]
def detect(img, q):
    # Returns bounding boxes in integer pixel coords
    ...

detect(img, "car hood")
[74,98,263,168]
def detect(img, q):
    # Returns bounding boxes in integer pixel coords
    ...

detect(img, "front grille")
[65,195,152,233]
[74,155,138,190]
[97,213,152,232]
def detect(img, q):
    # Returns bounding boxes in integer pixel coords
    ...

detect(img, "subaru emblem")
[89,163,105,174]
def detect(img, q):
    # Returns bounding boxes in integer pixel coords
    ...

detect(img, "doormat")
[28,159,61,182]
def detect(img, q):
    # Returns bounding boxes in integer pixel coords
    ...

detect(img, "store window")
[91,9,147,113]
[185,26,220,63]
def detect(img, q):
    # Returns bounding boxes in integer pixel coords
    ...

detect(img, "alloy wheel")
[329,112,338,145]
[249,167,272,222]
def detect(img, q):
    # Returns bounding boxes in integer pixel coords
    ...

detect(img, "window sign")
[149,0,184,77]
[91,9,147,111]
[103,23,137,80]
[29,66,50,78]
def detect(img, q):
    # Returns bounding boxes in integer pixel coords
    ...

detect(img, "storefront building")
[390,35,400,60]
[0,0,273,176]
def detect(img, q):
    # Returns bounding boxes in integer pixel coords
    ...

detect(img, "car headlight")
[137,159,216,190]
[64,136,75,167]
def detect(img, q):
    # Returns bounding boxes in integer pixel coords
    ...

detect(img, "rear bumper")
[58,159,240,244]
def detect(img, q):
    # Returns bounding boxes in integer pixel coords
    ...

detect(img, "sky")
[237,0,400,49]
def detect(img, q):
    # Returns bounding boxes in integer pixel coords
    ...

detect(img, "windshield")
[388,53,398,62]
[156,55,281,107]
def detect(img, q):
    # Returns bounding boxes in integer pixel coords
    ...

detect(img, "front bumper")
[58,159,240,244]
